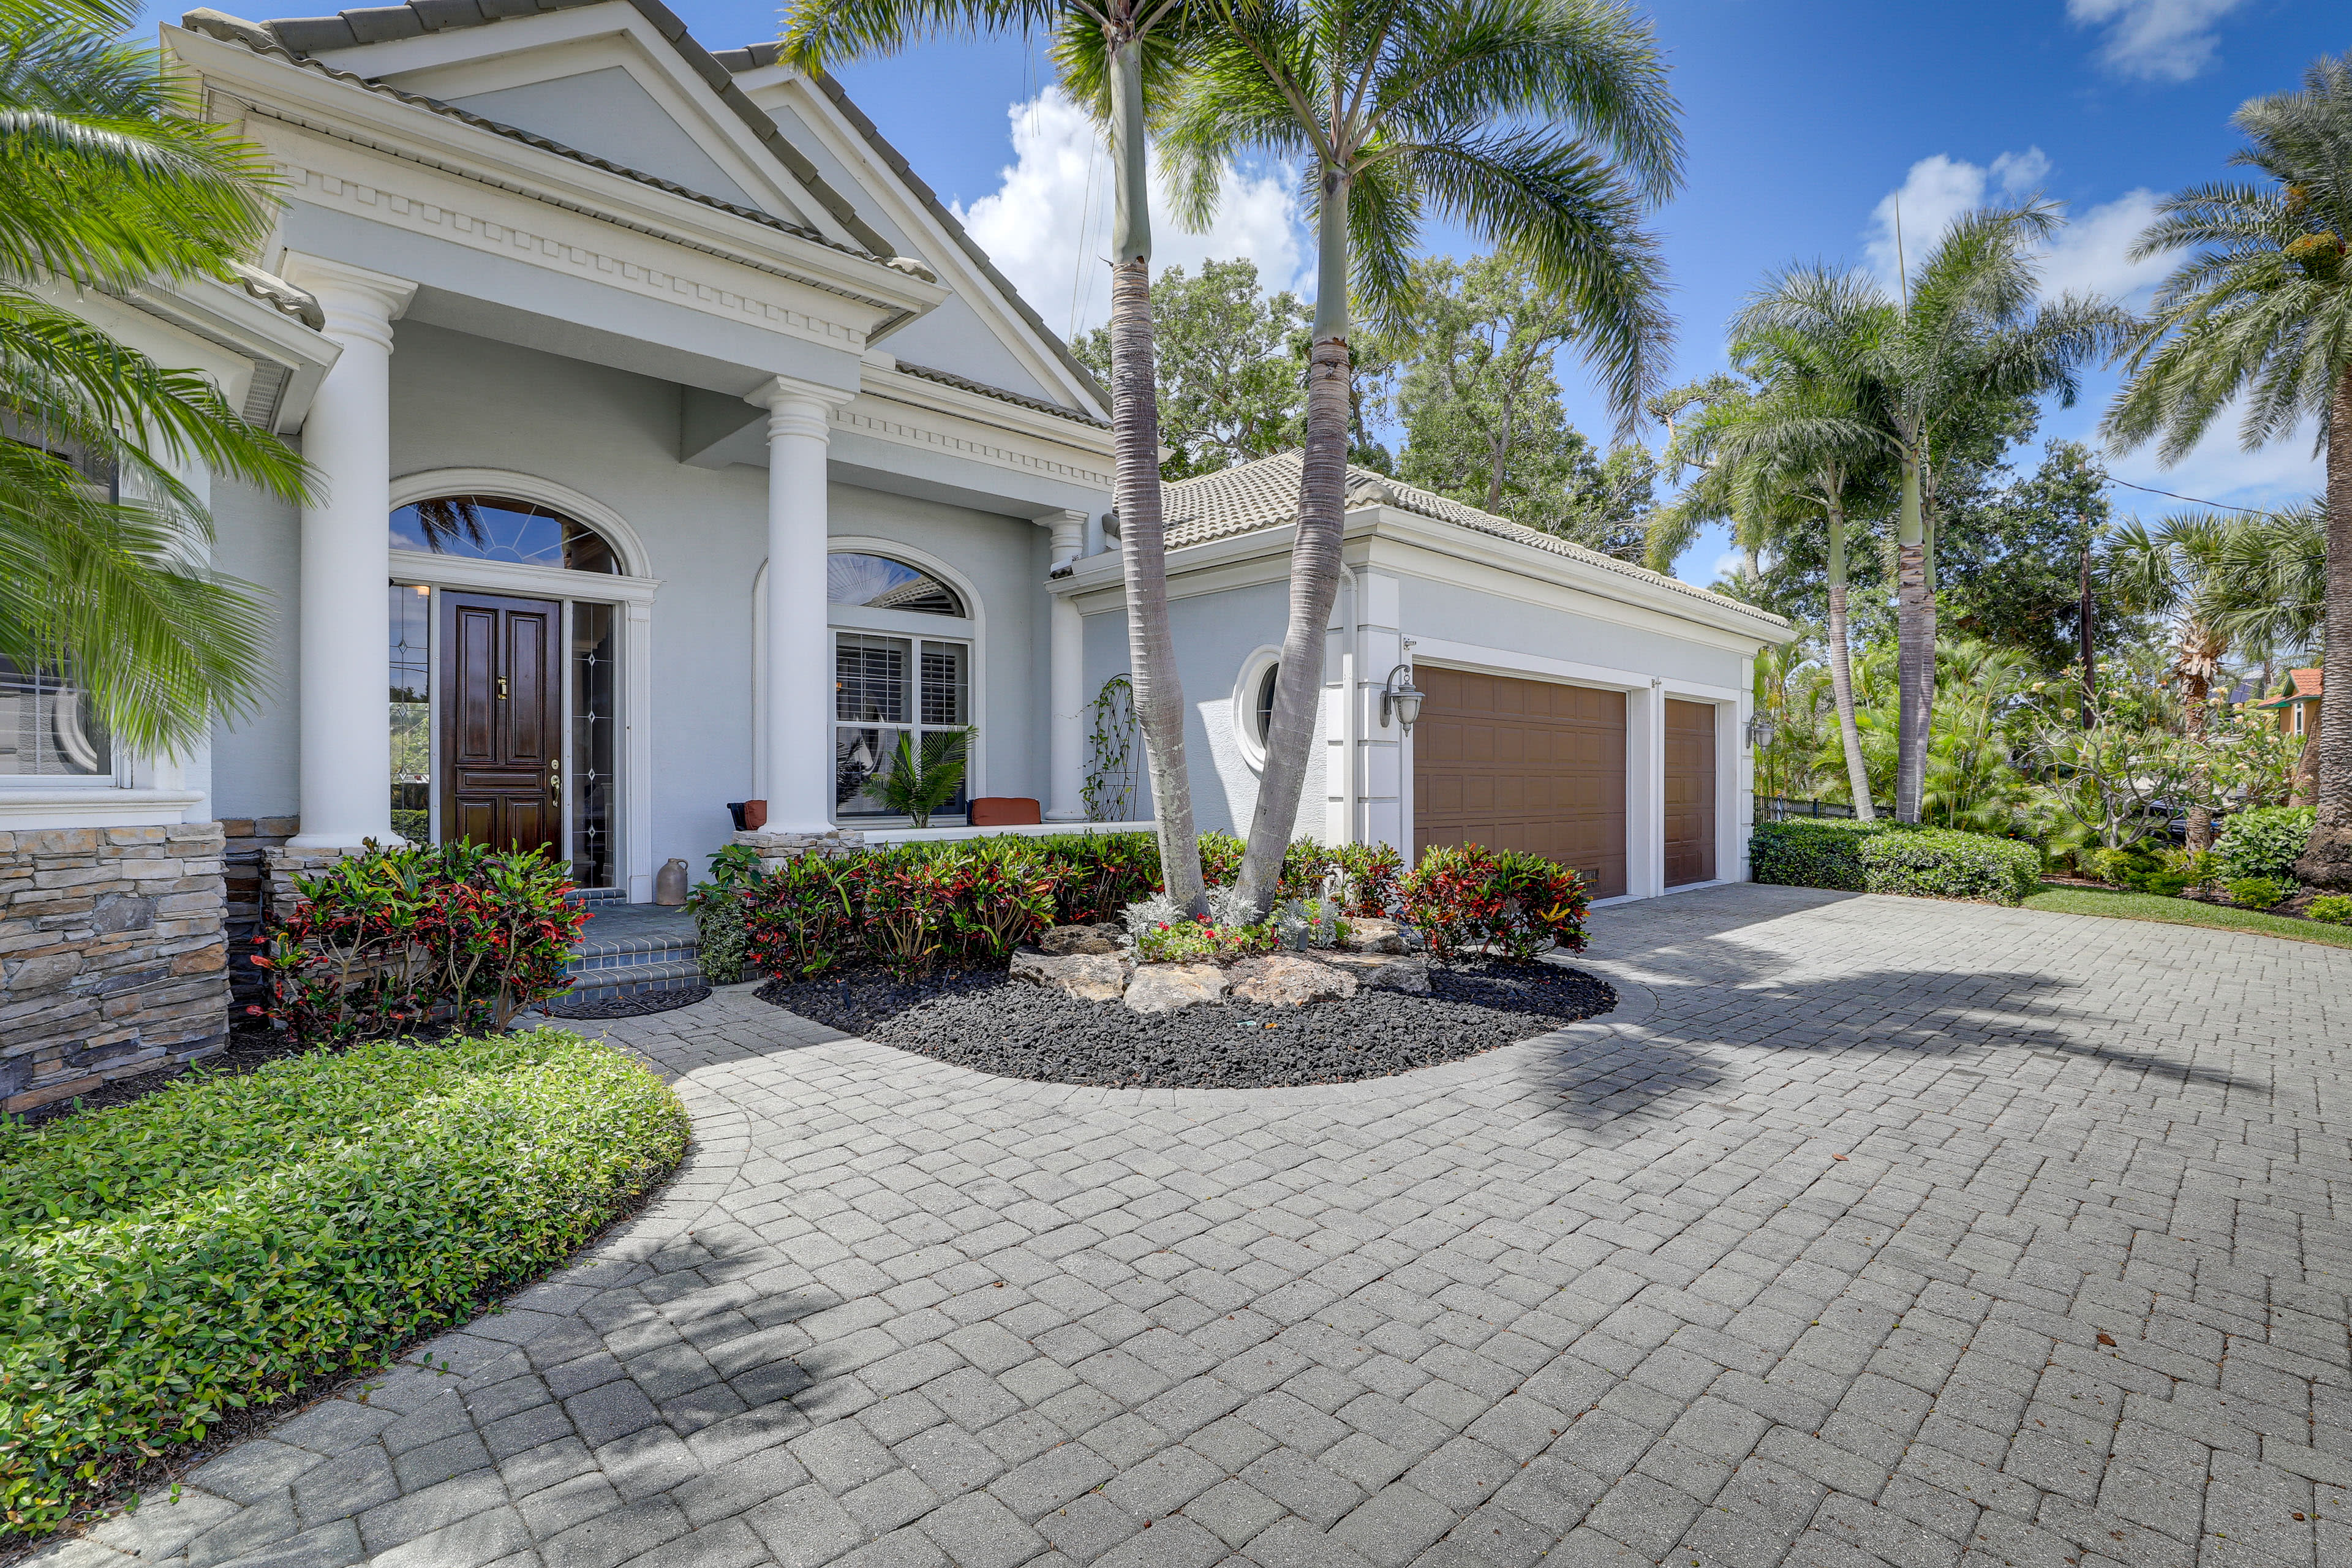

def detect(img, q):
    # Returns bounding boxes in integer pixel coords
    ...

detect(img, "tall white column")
[1042,508,1088,821]
[281,257,415,850]
[749,376,849,834]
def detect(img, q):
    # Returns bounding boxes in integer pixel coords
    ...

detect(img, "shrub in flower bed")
[0,1031,687,1543]
[1858,828,2043,906]
[1399,844,1590,962]
[2228,876,2288,910]
[251,840,587,1042]
[2308,895,2352,925]
[685,843,764,982]
[2217,806,2314,884]
[1751,819,2041,906]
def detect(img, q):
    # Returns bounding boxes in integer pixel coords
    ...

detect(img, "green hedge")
[0,1031,689,1541]
[1750,818,2041,906]
[1749,818,1887,891]
[1858,827,2043,906]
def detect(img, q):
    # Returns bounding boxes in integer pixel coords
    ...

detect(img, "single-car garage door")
[1414,666,1627,899]
[1664,698,1717,886]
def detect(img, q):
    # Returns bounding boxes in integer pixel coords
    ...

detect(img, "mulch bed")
[539,984,712,1020]
[755,960,1615,1089]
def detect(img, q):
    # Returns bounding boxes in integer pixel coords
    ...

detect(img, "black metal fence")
[1754,793,1890,822]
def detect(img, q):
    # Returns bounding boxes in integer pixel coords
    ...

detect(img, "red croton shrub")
[251,840,587,1042]
[1400,844,1589,962]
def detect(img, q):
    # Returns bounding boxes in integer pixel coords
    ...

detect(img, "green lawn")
[2025,882,2352,949]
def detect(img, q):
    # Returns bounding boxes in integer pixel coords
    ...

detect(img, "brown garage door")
[1664,698,1717,886]
[1414,666,1627,899]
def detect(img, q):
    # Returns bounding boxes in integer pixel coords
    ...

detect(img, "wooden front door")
[440,590,562,855]
[1664,698,1717,887]
[1413,666,1629,899]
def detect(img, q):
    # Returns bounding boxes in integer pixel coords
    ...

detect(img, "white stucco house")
[3,0,1792,1106]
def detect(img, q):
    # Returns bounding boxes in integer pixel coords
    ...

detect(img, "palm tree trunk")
[1235,167,1351,914]
[1894,447,1931,823]
[2296,364,2352,888]
[1823,499,1873,820]
[2183,665,2213,854]
[1106,39,1204,914]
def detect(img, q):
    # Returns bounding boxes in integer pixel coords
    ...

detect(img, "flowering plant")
[1133,914,1274,964]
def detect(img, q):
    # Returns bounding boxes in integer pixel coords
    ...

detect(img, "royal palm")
[1161,0,1682,911]
[785,0,1213,910]
[1734,215,2128,822]
[2105,52,2352,886]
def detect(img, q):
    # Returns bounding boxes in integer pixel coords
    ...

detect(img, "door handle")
[497,677,509,699]
[548,761,562,807]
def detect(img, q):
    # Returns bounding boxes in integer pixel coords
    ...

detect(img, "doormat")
[540,983,712,1020]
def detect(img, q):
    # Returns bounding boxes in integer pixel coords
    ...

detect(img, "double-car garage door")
[1412,667,1716,898]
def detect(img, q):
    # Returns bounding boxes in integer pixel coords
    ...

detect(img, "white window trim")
[752,537,990,815]
[1230,644,1284,774]
[386,469,660,900]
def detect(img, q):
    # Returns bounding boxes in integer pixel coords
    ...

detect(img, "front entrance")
[1412,666,1629,899]
[439,590,562,856]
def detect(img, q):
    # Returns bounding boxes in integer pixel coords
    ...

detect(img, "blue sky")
[179,0,2342,581]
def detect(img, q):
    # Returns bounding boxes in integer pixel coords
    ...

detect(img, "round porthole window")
[1232,647,1283,771]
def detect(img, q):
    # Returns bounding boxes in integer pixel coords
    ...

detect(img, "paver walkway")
[39,884,2352,1568]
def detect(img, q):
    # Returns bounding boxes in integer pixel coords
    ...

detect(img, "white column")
[1625,677,1667,899]
[748,376,849,834]
[1042,508,1088,821]
[281,257,415,849]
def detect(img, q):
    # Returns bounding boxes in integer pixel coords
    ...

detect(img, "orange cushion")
[968,797,1042,827]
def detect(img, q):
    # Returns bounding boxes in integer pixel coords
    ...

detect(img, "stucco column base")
[733,827,866,874]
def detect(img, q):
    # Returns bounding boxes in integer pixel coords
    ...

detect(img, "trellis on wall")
[1083,674,1140,823]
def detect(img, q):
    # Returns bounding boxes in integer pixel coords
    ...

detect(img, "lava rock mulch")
[755,960,1615,1088]
[540,982,712,1020]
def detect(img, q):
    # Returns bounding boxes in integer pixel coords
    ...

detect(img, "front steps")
[560,891,704,1003]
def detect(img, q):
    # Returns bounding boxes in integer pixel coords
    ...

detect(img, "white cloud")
[1710,547,1748,583]
[1865,151,2170,309]
[2066,0,2251,83]
[2103,415,2325,516]
[952,90,1306,341]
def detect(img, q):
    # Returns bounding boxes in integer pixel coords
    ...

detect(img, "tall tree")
[1162,0,1682,913]
[2,0,312,756]
[1655,339,1887,819]
[786,0,1213,911]
[1936,440,2121,678]
[2103,51,2352,888]
[1735,214,2130,822]
[2105,510,2237,850]
[1074,257,1307,477]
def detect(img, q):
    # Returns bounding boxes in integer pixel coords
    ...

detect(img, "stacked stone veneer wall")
[221,815,299,1014]
[731,827,866,872]
[1,824,230,1114]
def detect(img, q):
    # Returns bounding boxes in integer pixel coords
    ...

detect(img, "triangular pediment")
[273,1,859,245]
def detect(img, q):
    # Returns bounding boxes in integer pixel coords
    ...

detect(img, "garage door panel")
[1415,666,1628,900]
[1664,698,1717,887]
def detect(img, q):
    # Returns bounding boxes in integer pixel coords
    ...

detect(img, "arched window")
[827,552,964,616]
[824,551,973,817]
[390,495,619,574]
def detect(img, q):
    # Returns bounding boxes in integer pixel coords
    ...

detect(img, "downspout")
[1340,561,1362,843]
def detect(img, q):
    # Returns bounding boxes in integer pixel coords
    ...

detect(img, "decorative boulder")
[1229,953,1358,1008]
[1321,951,1432,993]
[1038,923,1123,957]
[1124,962,1229,1014]
[1009,948,1128,1002]
[1344,918,1407,954]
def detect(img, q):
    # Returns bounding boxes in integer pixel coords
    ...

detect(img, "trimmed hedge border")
[0,1030,689,1542]
[1751,818,2043,907]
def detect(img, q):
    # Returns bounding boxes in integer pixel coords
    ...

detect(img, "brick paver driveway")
[43,884,2352,1568]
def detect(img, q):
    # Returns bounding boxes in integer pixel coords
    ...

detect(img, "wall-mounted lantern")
[1381,665,1424,733]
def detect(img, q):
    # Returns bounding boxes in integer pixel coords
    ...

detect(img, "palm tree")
[1651,329,1887,819]
[2105,52,2352,886]
[1161,0,1682,912]
[2105,511,2237,849]
[784,0,1213,913]
[2,0,312,757]
[1735,216,2131,822]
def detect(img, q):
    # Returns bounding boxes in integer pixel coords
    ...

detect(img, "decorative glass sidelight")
[389,583,431,841]
[571,602,617,888]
